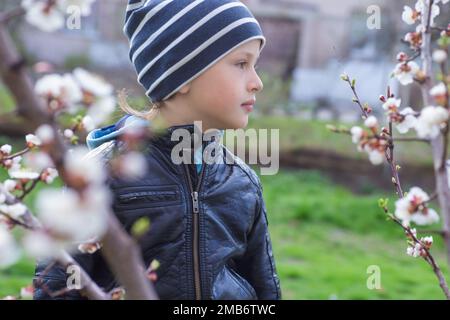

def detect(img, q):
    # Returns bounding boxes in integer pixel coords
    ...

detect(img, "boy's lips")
[241,99,256,112]
[241,104,254,112]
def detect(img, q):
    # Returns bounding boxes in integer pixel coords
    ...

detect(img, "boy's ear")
[178,82,191,95]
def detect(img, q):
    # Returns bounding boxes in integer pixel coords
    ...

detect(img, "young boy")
[33,0,281,300]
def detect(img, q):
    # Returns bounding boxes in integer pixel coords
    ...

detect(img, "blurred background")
[1,0,449,299]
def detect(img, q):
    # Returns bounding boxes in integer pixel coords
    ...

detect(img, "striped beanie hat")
[124,0,266,103]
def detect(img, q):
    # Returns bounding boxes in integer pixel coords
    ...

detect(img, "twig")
[3,147,30,160]
[341,77,370,118]
[343,62,450,298]
[18,176,41,200]
[0,7,26,24]
[0,210,35,230]
[386,121,404,197]
[391,216,450,300]
[393,137,430,143]
[406,50,421,63]
[438,61,449,171]
[417,229,449,237]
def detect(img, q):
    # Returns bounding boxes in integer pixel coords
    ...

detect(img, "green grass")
[259,169,448,300]
[246,116,440,167]
[1,169,448,299]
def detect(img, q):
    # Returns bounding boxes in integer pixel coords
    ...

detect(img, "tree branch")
[0,18,158,299]
[420,0,450,270]
[391,216,450,300]
[0,7,26,24]
[0,182,108,299]
[100,216,159,300]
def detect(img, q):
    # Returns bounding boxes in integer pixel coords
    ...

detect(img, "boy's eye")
[237,61,259,70]
[237,61,247,69]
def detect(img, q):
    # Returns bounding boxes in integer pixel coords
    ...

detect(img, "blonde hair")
[117,89,162,121]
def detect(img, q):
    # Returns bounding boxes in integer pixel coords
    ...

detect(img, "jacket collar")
[152,123,224,150]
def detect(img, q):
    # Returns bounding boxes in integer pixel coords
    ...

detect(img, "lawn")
[260,169,448,299]
[0,169,448,299]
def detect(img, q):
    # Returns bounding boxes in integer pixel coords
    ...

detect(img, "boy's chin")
[207,116,248,131]
[226,116,249,130]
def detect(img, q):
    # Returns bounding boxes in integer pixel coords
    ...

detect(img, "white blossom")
[22,0,65,32]
[23,152,54,173]
[0,144,12,155]
[422,236,433,246]
[395,187,440,225]
[415,0,441,26]
[414,106,449,138]
[0,225,20,268]
[429,82,447,98]
[406,243,422,257]
[36,186,110,246]
[87,96,116,126]
[5,156,22,173]
[22,231,64,259]
[432,50,448,63]
[407,235,434,258]
[64,129,74,138]
[35,74,82,112]
[393,61,420,86]
[364,116,378,128]
[82,115,96,131]
[409,228,417,238]
[0,203,27,220]
[404,31,421,48]
[41,168,59,184]
[71,68,116,126]
[382,98,401,113]
[350,126,363,144]
[0,193,5,204]
[78,241,102,254]
[9,169,40,180]
[396,107,418,134]
[20,286,34,299]
[68,68,115,126]
[65,146,106,185]
[3,180,17,193]
[73,68,113,97]
[25,134,42,147]
[367,149,384,165]
[35,124,55,145]
[402,6,419,25]
[119,152,147,179]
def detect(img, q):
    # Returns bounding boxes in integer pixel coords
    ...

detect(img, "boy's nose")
[249,75,264,93]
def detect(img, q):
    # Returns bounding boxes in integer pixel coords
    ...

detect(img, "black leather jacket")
[33,124,281,300]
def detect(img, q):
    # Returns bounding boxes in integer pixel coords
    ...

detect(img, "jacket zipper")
[184,159,206,300]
